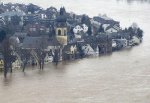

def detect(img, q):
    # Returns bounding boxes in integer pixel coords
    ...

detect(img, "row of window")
[58,29,67,36]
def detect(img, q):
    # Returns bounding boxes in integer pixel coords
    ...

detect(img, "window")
[64,30,67,36]
[58,29,61,36]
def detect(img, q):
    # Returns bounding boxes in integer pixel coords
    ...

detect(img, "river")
[0,0,150,103]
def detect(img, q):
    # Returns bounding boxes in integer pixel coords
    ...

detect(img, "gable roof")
[22,36,61,49]
[22,37,47,49]
[0,11,25,17]
[93,16,119,25]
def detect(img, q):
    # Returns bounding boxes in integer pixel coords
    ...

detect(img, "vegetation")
[122,26,143,39]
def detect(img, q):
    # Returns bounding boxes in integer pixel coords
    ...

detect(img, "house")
[12,59,21,69]
[22,36,49,50]
[22,37,47,65]
[9,36,20,48]
[24,23,50,36]
[73,25,83,34]
[82,44,95,55]
[130,36,141,46]
[84,34,112,54]
[44,53,53,64]
[73,24,88,34]
[23,14,39,24]
[0,53,4,71]
[73,24,88,39]
[112,38,128,50]
[91,16,120,34]
[0,17,6,29]
[93,16,120,26]
[0,11,25,25]
[62,44,77,60]
[22,36,63,63]
[105,24,121,33]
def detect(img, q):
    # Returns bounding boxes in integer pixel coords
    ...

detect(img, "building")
[84,34,112,54]
[62,44,77,60]
[55,7,68,45]
[0,53,4,71]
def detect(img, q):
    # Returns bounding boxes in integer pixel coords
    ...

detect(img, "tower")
[55,7,67,45]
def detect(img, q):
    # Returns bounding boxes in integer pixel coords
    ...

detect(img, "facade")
[73,24,88,34]
[55,7,68,45]
[0,52,4,71]
[0,59,4,71]
[62,44,77,60]
[82,44,95,55]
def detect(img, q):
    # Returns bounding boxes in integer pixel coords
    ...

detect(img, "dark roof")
[22,36,61,49]
[14,32,27,37]
[62,44,76,53]
[93,16,120,25]
[22,37,48,49]
[0,53,4,59]
[56,7,67,23]
[84,34,112,44]
[56,15,67,22]
[47,38,61,46]
[56,22,67,27]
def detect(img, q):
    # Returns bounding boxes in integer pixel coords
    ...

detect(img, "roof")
[47,38,61,46]
[14,32,27,37]
[22,37,48,49]
[22,36,61,49]
[93,16,119,25]
[0,11,25,17]
[84,34,112,44]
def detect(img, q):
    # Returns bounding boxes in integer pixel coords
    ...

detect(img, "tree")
[46,7,57,19]
[98,24,104,33]
[137,28,143,38]
[2,37,13,77]
[27,3,41,14]
[20,49,30,72]
[0,30,6,42]
[53,49,59,65]
[87,26,92,36]
[11,15,21,25]
[81,15,91,26]
[0,30,17,77]
[77,44,85,58]
[128,27,134,38]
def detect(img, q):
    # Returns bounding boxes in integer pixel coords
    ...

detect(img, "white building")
[131,36,141,45]
[73,24,88,34]
[82,44,95,55]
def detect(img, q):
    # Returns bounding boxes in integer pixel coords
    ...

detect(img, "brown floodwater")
[0,0,150,103]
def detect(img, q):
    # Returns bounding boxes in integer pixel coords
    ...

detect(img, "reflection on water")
[1,0,150,103]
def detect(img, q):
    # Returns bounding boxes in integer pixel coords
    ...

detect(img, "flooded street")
[1,0,150,103]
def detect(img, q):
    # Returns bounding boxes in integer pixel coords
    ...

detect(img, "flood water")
[1,0,150,103]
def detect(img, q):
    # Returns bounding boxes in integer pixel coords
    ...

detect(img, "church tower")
[55,7,67,45]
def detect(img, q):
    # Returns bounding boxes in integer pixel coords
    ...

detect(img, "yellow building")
[55,7,68,45]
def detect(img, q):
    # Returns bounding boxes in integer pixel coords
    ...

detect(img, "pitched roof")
[47,38,61,46]
[22,36,61,49]
[0,11,25,17]
[93,16,119,25]
[22,37,48,49]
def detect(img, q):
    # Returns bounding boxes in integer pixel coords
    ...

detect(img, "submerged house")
[84,34,112,54]
[82,44,95,55]
[62,44,77,60]
[0,53,4,71]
